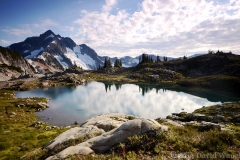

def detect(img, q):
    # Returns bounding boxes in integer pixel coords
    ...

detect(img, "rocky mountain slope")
[0,46,34,81]
[9,30,104,73]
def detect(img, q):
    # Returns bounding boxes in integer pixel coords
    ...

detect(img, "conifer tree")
[107,58,111,67]
[103,57,112,68]
[156,55,161,62]
[104,58,107,68]
[163,56,167,61]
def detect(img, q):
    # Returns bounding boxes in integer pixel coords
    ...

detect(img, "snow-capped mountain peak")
[8,30,104,73]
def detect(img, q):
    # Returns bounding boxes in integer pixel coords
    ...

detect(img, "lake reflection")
[15,82,240,126]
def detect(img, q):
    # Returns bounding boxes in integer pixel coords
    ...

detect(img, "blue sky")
[0,0,240,57]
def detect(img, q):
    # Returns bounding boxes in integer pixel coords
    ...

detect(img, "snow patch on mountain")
[23,50,29,53]
[65,47,91,70]
[73,46,81,54]
[122,64,130,67]
[73,46,96,68]
[78,53,96,67]
[44,34,54,40]
[38,55,46,61]
[25,47,44,59]
[51,41,57,44]
[133,58,139,63]
[54,55,69,69]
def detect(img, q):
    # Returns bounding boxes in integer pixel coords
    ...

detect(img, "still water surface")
[15,82,240,126]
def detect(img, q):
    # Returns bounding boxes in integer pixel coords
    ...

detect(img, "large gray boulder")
[45,126,105,151]
[46,118,168,159]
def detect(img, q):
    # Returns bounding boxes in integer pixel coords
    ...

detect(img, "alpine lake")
[15,81,240,126]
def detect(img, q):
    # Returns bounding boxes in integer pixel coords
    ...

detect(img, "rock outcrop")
[164,110,231,131]
[45,113,168,159]
[0,46,34,81]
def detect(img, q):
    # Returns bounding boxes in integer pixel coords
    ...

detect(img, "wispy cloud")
[2,28,32,36]
[2,19,59,37]
[32,19,59,29]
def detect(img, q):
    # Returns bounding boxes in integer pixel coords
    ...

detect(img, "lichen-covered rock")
[81,113,137,132]
[46,118,168,160]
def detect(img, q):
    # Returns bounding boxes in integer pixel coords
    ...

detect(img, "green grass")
[0,90,67,160]
[194,102,240,117]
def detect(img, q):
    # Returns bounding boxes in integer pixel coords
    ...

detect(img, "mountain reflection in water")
[15,81,240,126]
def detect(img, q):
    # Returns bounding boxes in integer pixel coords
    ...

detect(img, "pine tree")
[104,58,107,68]
[114,59,119,67]
[107,58,111,68]
[156,55,161,62]
[163,56,167,62]
[150,57,153,63]
[103,57,112,68]
[98,65,102,70]
[114,58,122,68]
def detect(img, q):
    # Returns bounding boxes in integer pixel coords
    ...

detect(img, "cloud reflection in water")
[16,82,233,126]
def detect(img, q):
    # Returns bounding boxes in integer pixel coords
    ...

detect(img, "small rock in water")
[74,121,78,125]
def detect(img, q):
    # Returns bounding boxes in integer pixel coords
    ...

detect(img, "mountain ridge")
[8,30,203,73]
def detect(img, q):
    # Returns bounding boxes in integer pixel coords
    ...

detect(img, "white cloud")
[2,0,240,57]
[72,0,240,57]
[0,39,11,46]
[102,0,118,12]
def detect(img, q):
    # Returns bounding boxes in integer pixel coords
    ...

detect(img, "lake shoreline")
[14,81,240,127]
[1,75,240,159]
[1,87,240,159]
